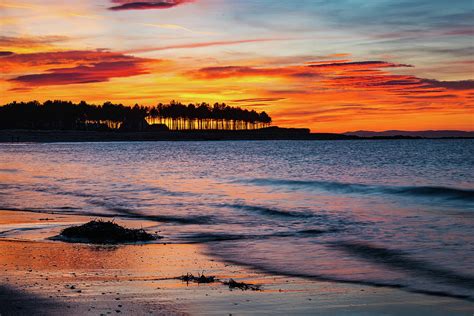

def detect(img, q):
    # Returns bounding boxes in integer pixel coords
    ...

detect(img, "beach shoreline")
[1,209,473,315]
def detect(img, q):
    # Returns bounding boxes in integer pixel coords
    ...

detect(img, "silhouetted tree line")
[0,100,272,131]
[149,100,272,130]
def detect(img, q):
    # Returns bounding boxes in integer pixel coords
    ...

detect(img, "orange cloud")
[0,35,70,53]
[231,97,286,103]
[181,57,473,132]
[0,2,39,10]
[188,59,472,98]
[0,35,69,47]
[2,48,472,132]
[187,66,290,79]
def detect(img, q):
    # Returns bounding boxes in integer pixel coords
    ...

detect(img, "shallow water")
[0,140,473,300]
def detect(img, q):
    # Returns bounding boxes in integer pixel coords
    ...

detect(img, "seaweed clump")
[178,273,261,291]
[223,279,261,291]
[179,273,216,284]
[57,220,160,244]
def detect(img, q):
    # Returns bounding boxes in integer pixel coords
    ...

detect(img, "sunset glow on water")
[1,140,473,302]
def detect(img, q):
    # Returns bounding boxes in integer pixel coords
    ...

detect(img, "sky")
[1,0,473,132]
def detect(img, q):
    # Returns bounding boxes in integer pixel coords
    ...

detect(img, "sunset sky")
[1,0,473,132]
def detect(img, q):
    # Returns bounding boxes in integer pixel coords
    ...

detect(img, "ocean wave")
[0,182,194,200]
[114,208,214,225]
[332,241,474,290]
[238,178,474,202]
[86,200,215,225]
[222,203,313,218]
[212,255,474,302]
[175,229,331,243]
[207,240,474,302]
[0,205,213,225]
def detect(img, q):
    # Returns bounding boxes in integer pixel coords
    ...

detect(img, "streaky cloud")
[421,79,474,91]
[142,23,215,35]
[0,51,14,57]
[124,38,289,53]
[187,65,287,79]
[187,58,474,106]
[231,98,286,103]
[0,35,69,48]
[308,61,413,68]
[2,50,146,71]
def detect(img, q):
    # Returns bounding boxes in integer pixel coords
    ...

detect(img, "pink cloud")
[10,61,150,86]
[5,50,158,87]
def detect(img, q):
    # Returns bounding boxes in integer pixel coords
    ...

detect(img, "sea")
[0,139,473,300]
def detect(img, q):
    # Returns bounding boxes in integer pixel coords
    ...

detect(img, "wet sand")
[0,210,473,315]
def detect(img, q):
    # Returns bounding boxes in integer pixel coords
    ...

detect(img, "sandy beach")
[1,209,473,315]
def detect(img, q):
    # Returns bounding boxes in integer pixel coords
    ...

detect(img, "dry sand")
[0,210,473,315]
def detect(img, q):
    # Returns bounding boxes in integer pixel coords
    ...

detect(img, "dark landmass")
[0,100,271,131]
[0,127,358,142]
[51,220,160,244]
[1,100,353,141]
[1,128,473,143]
[345,130,474,138]
[2,101,472,142]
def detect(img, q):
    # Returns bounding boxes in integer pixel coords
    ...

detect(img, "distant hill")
[344,130,474,138]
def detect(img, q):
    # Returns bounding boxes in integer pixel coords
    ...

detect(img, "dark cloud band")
[109,0,193,11]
